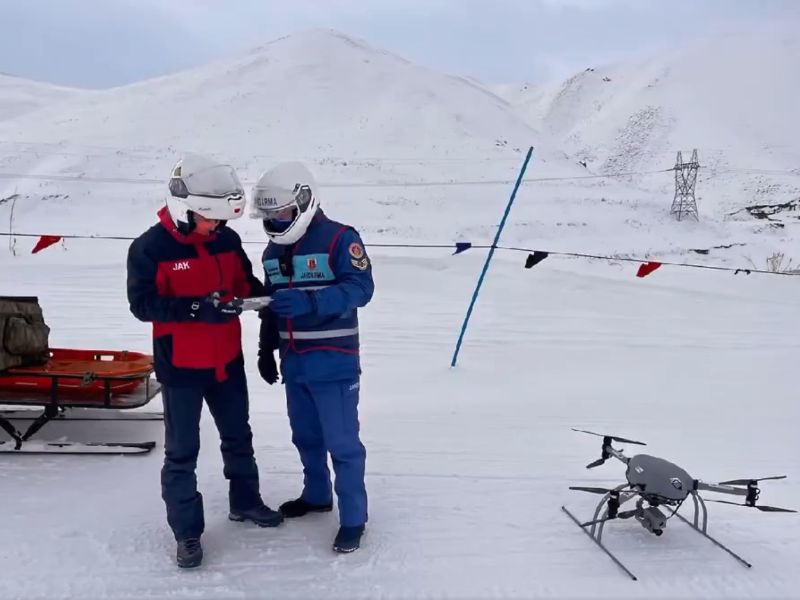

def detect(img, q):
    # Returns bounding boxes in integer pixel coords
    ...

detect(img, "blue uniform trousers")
[286,378,367,527]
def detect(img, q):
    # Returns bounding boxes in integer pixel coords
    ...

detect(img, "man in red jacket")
[127,153,282,569]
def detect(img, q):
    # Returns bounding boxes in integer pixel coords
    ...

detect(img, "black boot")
[333,525,365,553]
[229,503,284,527]
[176,537,203,568]
[279,497,333,518]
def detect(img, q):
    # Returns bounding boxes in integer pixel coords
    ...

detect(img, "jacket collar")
[158,206,218,245]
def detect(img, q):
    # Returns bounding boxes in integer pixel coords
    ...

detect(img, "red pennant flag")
[31,235,62,254]
[636,261,662,278]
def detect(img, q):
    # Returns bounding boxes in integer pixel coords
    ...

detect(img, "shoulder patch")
[348,242,365,259]
[351,257,370,271]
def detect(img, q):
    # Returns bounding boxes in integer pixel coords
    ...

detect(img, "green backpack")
[0,296,51,372]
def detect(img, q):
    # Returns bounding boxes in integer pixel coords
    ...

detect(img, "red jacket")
[126,207,264,385]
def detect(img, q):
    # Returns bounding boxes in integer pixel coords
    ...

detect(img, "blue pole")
[450,146,534,367]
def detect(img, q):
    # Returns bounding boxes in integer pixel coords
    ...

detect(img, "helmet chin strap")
[177,210,197,235]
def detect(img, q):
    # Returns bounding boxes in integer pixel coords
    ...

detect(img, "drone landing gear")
[674,492,752,569]
[562,488,752,581]
[562,484,640,580]
[562,504,638,581]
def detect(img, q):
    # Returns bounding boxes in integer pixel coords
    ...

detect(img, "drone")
[562,428,796,581]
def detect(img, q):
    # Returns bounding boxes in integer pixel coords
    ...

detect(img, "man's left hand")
[270,289,315,318]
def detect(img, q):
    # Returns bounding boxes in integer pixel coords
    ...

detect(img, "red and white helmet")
[249,162,320,245]
[166,153,246,233]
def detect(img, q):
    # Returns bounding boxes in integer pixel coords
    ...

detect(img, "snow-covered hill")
[0,29,620,250]
[0,29,558,168]
[497,27,800,222]
[0,72,82,122]
[0,28,796,268]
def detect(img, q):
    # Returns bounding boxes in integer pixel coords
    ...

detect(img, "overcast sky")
[1,0,797,89]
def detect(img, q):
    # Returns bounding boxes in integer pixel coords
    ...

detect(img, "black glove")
[257,350,279,384]
[181,292,242,324]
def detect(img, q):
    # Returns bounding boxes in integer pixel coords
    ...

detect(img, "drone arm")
[607,445,629,464]
[694,481,748,498]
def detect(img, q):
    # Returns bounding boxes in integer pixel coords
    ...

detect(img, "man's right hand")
[258,350,279,384]
[181,293,241,324]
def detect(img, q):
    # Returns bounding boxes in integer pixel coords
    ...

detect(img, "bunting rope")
[0,168,674,188]
[1,231,797,277]
[2,166,799,189]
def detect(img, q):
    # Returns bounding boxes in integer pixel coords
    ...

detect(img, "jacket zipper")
[213,254,223,290]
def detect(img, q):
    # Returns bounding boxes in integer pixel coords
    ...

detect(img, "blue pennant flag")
[453,242,472,255]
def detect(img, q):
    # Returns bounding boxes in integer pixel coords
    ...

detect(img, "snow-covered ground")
[1,242,799,598]
[1,26,799,599]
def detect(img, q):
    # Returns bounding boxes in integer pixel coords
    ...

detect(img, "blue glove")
[270,289,315,318]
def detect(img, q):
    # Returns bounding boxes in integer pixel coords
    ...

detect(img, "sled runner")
[0,349,161,455]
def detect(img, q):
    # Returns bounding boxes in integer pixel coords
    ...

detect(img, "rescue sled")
[0,348,152,396]
[0,348,161,455]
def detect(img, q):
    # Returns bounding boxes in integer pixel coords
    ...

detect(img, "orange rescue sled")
[0,348,153,397]
[0,349,160,455]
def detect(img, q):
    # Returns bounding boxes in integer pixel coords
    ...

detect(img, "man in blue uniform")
[250,162,374,553]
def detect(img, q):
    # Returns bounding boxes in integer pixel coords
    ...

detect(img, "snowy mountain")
[0,28,796,264]
[0,72,82,122]
[0,29,555,165]
[497,28,800,220]
[0,29,601,246]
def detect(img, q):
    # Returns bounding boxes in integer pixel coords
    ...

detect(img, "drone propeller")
[572,428,646,469]
[571,428,646,446]
[580,509,638,527]
[569,486,640,526]
[719,475,787,486]
[569,486,620,495]
[705,498,797,513]
[569,486,641,496]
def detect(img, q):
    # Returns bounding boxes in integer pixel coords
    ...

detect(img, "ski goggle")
[169,164,244,200]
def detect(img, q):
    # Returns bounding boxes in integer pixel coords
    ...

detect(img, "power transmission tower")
[670,149,699,221]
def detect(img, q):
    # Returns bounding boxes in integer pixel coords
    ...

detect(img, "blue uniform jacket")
[259,211,374,382]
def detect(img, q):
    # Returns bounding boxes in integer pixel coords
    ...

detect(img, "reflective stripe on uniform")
[279,328,359,340]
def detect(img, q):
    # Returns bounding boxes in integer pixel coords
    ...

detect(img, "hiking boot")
[176,537,203,568]
[279,497,333,519]
[333,525,365,553]
[229,503,284,527]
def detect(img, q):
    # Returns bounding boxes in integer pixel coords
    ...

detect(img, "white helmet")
[166,153,246,234]
[250,162,320,245]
